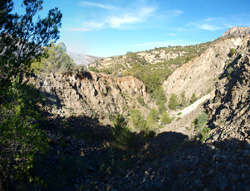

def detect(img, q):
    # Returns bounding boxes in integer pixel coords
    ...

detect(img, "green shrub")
[130,109,148,131]
[137,96,146,106]
[161,111,173,124]
[147,108,159,123]
[180,91,187,107]
[226,66,234,77]
[190,92,198,104]
[146,108,160,130]
[152,87,167,114]
[112,114,136,151]
[229,48,235,57]
[194,112,210,142]
[168,93,179,110]
[195,112,208,129]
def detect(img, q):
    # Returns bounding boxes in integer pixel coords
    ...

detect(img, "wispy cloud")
[70,1,183,31]
[107,6,157,28]
[79,1,117,10]
[187,15,250,32]
[167,33,177,36]
[198,24,222,31]
[70,21,105,31]
[167,9,183,17]
[188,18,224,31]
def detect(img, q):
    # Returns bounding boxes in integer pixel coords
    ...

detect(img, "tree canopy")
[0,0,62,189]
[0,0,62,89]
[31,42,76,74]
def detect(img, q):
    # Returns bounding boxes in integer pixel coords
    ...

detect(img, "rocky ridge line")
[221,26,250,38]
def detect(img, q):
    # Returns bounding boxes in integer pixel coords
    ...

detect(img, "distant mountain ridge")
[67,51,102,66]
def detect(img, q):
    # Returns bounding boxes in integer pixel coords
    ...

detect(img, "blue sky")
[13,0,250,57]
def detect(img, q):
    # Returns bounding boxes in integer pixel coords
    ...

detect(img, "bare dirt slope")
[163,36,243,102]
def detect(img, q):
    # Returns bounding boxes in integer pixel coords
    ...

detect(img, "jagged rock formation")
[221,26,250,38]
[30,71,152,123]
[67,51,102,66]
[163,36,243,102]
[207,35,250,143]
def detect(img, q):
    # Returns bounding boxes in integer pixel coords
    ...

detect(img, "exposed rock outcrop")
[30,71,152,123]
[207,35,250,143]
[221,26,250,38]
[163,36,244,102]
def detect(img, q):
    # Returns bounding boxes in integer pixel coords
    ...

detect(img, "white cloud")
[188,18,224,31]
[108,16,138,28]
[79,1,117,10]
[107,6,157,28]
[198,24,222,31]
[167,33,177,36]
[72,1,183,31]
[70,21,105,31]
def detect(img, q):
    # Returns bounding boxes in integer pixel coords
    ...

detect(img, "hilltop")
[221,26,250,38]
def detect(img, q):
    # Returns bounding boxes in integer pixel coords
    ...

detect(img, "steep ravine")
[24,29,250,191]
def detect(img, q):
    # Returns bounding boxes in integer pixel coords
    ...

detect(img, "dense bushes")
[130,109,148,131]
[0,0,62,189]
[0,84,49,188]
[112,113,155,152]
[152,87,167,114]
[123,62,171,94]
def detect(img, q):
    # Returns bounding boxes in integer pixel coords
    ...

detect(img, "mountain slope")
[162,36,243,102]
[89,43,211,73]
[67,51,102,66]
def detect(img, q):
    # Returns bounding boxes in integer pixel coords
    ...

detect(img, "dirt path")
[158,93,212,137]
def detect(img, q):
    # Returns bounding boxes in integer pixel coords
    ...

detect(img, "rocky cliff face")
[162,36,244,102]
[207,35,250,143]
[30,71,152,123]
[221,26,250,38]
